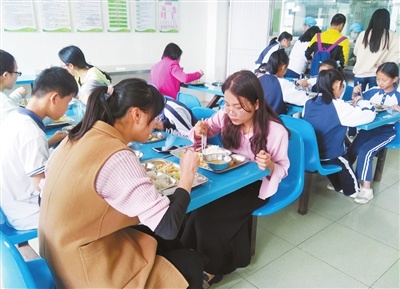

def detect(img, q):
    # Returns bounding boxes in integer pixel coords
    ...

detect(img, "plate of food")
[143,158,208,195]
[133,150,143,159]
[188,80,206,86]
[61,125,75,133]
[170,146,248,173]
[141,132,166,143]
[373,104,390,112]
[46,116,74,127]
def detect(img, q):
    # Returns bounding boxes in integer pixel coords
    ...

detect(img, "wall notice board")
[1,0,179,33]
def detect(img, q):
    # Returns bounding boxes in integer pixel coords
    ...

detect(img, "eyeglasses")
[12,71,22,76]
[222,104,245,115]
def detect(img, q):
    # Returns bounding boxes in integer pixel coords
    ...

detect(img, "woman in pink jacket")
[181,70,290,286]
[150,43,203,99]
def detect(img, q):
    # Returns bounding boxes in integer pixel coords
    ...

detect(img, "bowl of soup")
[204,153,232,171]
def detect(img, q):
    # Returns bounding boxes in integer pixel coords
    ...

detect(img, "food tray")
[170,147,249,173]
[141,132,166,143]
[373,104,389,112]
[188,80,205,86]
[46,116,74,127]
[143,158,208,195]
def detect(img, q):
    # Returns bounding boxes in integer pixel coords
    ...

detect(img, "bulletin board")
[1,0,179,33]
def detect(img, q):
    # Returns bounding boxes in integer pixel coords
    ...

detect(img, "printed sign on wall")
[159,0,178,33]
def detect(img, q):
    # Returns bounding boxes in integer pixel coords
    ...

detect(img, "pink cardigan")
[150,57,202,99]
[188,109,290,200]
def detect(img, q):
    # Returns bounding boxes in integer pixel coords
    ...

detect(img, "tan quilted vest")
[39,121,188,288]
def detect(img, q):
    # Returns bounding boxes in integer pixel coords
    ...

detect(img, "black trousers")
[133,225,204,289]
[180,181,268,275]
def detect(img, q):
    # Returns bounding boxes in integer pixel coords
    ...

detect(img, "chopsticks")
[201,118,207,154]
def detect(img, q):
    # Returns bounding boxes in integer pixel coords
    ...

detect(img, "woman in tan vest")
[39,78,204,288]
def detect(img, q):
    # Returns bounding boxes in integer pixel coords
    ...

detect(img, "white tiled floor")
[214,149,399,289]
[29,150,399,289]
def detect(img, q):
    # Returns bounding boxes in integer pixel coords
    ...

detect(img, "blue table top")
[357,110,400,130]
[130,134,269,212]
[16,75,36,85]
[184,84,224,97]
[131,134,269,212]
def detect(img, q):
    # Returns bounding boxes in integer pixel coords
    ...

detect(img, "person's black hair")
[69,78,165,142]
[299,26,321,42]
[0,49,16,74]
[363,8,391,53]
[221,70,288,157]
[58,45,112,82]
[161,43,183,60]
[320,59,339,70]
[269,31,293,45]
[32,67,78,99]
[266,49,289,75]
[376,62,399,80]
[315,69,345,104]
[330,13,346,26]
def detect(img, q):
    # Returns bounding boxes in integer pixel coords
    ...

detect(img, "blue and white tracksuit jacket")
[347,86,399,182]
[303,95,375,194]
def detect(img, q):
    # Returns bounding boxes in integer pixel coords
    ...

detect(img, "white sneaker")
[354,188,374,204]
[348,192,358,199]
[326,184,343,194]
[327,184,357,198]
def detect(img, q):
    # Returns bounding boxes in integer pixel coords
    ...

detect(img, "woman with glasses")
[39,78,204,289]
[58,45,111,105]
[180,70,290,286]
[302,69,375,199]
[0,49,27,122]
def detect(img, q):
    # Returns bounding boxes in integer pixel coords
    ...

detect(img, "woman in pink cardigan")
[150,43,203,99]
[181,70,290,286]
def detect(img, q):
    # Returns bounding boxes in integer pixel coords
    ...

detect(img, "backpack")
[309,33,346,76]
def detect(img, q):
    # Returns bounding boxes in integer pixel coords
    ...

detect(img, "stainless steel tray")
[143,158,208,195]
[170,148,249,173]
[142,132,167,143]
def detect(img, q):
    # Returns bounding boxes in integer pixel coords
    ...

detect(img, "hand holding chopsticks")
[194,118,208,153]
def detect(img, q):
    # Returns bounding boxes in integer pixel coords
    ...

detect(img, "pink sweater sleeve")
[170,62,202,83]
[95,150,170,231]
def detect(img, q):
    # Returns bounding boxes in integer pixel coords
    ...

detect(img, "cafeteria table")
[356,110,400,130]
[181,83,223,109]
[129,134,270,212]
[45,104,270,213]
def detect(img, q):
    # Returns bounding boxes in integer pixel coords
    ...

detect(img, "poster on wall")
[2,1,36,32]
[159,0,179,33]
[40,0,72,32]
[107,0,130,32]
[134,0,157,32]
[76,0,103,32]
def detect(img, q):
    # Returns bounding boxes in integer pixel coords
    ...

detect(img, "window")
[270,0,397,38]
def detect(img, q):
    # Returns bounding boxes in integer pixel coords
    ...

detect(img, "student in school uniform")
[1,67,78,230]
[154,97,197,138]
[256,63,286,115]
[348,62,400,204]
[302,69,375,198]
[254,31,293,70]
[264,50,310,110]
